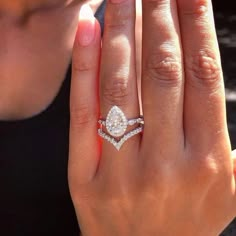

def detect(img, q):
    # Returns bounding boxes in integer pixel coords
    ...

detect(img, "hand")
[68,1,236,235]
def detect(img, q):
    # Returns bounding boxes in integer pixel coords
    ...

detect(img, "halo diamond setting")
[98,106,144,150]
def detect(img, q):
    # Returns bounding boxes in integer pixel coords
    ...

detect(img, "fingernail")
[77,4,96,46]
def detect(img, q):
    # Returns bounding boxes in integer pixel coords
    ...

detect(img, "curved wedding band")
[98,106,144,150]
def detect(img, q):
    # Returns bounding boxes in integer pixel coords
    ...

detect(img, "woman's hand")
[68,1,236,235]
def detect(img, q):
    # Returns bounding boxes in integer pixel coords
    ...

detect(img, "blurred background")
[213,0,236,235]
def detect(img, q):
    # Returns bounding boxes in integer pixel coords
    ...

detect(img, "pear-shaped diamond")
[105,106,128,137]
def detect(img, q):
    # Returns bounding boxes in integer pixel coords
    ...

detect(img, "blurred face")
[0,0,75,7]
[0,0,77,16]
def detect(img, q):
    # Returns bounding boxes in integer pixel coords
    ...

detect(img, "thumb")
[68,4,101,193]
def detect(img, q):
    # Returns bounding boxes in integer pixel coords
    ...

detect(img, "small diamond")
[98,127,143,151]
[128,119,136,125]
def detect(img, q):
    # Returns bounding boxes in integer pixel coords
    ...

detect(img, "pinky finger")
[69,4,101,190]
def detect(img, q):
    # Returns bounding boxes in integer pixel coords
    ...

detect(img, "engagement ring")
[98,106,144,150]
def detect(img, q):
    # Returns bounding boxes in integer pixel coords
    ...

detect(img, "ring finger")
[99,0,140,162]
[141,0,184,160]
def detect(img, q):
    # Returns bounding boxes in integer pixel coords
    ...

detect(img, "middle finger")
[142,0,184,154]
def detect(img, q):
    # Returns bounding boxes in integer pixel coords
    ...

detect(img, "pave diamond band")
[98,117,144,126]
[98,106,144,150]
[98,127,143,151]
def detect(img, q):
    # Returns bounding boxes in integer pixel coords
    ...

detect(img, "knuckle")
[102,76,130,106]
[190,156,219,184]
[72,57,95,73]
[201,159,219,177]
[70,103,97,128]
[144,51,182,87]
[182,0,208,18]
[143,0,168,5]
[186,50,222,89]
[105,4,134,32]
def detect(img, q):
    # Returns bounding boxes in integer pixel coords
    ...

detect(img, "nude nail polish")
[77,5,96,46]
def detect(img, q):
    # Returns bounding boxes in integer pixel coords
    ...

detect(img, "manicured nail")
[77,4,96,46]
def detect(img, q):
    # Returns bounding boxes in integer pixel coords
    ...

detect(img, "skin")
[0,0,101,120]
[69,0,236,236]
[1,0,236,235]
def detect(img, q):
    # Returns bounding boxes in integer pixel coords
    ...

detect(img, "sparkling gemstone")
[105,106,128,137]
[98,127,143,150]
[128,119,136,125]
